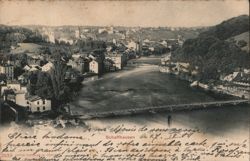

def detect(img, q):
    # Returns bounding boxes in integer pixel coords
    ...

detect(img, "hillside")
[199,15,249,40]
[172,15,250,81]
[227,32,249,52]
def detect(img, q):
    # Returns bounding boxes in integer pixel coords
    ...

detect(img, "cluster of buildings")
[0,26,186,117]
[38,26,184,57]
[0,39,133,114]
[0,54,55,113]
[66,49,129,75]
[217,70,250,99]
[0,80,52,113]
[160,55,198,77]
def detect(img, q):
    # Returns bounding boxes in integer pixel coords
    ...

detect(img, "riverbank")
[159,66,250,99]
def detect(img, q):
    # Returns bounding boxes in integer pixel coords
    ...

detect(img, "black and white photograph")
[0,0,249,161]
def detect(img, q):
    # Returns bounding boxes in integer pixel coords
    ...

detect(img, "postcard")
[0,0,249,160]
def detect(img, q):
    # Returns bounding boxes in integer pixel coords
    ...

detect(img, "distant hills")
[172,15,250,81]
[199,15,249,40]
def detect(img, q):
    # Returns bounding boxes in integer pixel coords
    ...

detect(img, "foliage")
[50,52,70,104]
[35,72,54,99]
[172,15,250,81]
[0,25,46,52]
[199,15,249,40]
[14,66,25,79]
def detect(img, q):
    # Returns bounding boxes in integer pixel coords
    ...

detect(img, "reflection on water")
[72,58,237,114]
[72,57,249,136]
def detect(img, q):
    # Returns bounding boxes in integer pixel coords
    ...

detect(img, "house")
[65,68,79,81]
[26,95,51,113]
[0,63,14,80]
[160,40,168,47]
[223,72,240,82]
[125,41,137,51]
[0,81,28,105]
[1,82,51,113]
[67,57,90,74]
[72,54,82,60]
[89,59,102,74]
[161,55,171,65]
[104,59,115,72]
[0,81,23,96]
[176,62,190,73]
[41,62,54,72]
[23,65,41,72]
[106,53,126,70]
[15,89,28,108]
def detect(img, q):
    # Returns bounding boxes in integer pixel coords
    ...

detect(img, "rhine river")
[71,57,250,136]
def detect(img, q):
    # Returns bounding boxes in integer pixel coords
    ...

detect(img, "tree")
[14,66,24,79]
[35,72,54,99]
[50,52,68,104]
[27,73,38,95]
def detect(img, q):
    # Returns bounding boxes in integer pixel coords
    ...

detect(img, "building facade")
[26,96,51,113]
[89,59,102,74]
[0,64,14,80]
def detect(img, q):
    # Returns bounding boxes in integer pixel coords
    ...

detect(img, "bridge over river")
[74,99,249,120]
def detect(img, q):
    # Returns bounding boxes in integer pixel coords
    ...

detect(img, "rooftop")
[27,95,43,102]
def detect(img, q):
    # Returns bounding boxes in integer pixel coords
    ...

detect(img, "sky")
[0,0,249,27]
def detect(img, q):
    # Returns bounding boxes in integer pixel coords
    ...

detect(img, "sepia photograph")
[0,0,249,161]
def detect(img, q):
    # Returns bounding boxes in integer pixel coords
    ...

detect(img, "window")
[27,101,29,104]
[37,101,39,105]
[43,106,45,110]
[43,100,45,104]
[37,107,40,111]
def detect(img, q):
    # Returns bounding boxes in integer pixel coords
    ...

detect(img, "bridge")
[73,99,249,120]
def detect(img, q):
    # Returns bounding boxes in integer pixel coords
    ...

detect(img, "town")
[0,15,249,125]
[0,25,186,123]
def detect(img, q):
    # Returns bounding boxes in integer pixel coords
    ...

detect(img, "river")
[70,56,250,136]
[71,57,240,113]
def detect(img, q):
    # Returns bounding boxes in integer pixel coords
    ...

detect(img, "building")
[89,59,102,74]
[106,53,126,70]
[23,65,41,72]
[67,57,90,74]
[0,81,23,96]
[0,63,14,80]
[161,55,171,65]
[15,90,28,108]
[41,62,54,72]
[104,59,115,72]
[125,40,137,51]
[176,62,190,73]
[26,95,51,113]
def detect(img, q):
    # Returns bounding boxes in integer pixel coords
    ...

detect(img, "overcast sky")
[0,0,249,27]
